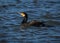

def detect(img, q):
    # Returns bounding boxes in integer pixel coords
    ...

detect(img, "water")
[0,0,60,43]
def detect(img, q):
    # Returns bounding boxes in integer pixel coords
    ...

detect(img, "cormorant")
[18,12,45,28]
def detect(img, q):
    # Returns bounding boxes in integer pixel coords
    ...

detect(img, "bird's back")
[29,20,45,27]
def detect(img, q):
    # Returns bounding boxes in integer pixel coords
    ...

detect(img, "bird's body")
[20,20,45,29]
[29,20,45,27]
[17,12,49,28]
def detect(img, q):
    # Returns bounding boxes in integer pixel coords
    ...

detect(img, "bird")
[17,12,45,28]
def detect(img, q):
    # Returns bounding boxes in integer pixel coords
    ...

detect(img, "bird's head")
[17,12,28,18]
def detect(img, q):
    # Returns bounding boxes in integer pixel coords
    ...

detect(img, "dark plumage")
[18,12,45,28]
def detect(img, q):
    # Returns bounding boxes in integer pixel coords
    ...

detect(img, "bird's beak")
[17,12,25,17]
[17,12,20,14]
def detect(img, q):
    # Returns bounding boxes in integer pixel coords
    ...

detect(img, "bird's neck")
[21,17,28,24]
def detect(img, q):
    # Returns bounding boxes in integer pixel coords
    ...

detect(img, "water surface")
[0,0,60,43]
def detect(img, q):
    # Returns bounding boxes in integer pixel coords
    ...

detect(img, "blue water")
[0,0,60,43]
